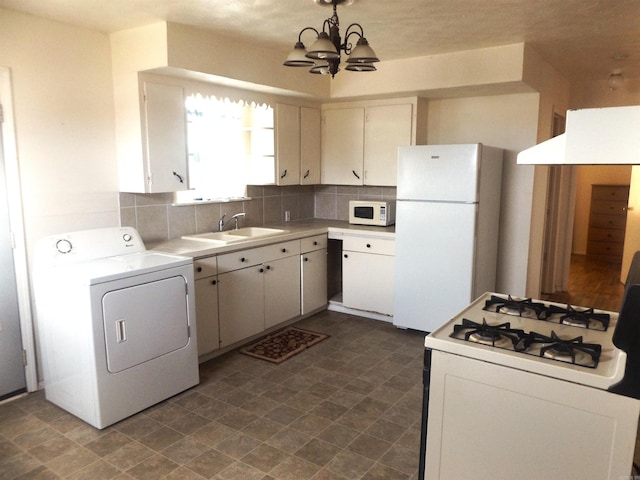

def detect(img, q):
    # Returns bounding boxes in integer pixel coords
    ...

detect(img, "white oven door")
[425,350,640,480]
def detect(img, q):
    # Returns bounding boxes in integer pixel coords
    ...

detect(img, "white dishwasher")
[34,227,198,429]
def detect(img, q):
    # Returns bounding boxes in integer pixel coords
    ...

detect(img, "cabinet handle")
[304,257,309,262]
[281,248,287,253]
[280,169,288,179]
[303,169,310,179]
[313,241,318,246]
[266,265,271,270]
[344,254,348,258]
[366,243,371,248]
[211,280,217,285]
[172,171,184,183]
[259,267,264,273]
[240,257,246,262]
[352,170,360,179]
[196,266,203,272]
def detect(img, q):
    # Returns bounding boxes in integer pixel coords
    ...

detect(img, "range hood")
[517,105,640,165]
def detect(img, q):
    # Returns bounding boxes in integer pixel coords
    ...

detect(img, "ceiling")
[2,0,639,83]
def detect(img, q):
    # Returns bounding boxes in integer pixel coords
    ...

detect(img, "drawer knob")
[197,266,202,272]
[304,257,309,262]
[344,254,348,258]
[282,248,287,253]
[366,243,371,248]
[313,241,318,246]
[240,257,246,262]
[259,267,264,273]
[211,280,217,285]
[266,265,271,270]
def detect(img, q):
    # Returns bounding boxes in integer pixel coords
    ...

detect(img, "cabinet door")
[264,256,301,329]
[143,82,188,193]
[364,104,413,186]
[218,266,264,348]
[301,249,328,315]
[321,108,364,185]
[300,107,321,185]
[194,276,220,357]
[343,251,394,316]
[275,103,301,186]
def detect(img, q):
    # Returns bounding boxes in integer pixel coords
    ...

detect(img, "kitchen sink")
[181,227,288,244]
[225,227,288,237]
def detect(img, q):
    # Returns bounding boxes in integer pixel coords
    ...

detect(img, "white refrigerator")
[393,144,504,332]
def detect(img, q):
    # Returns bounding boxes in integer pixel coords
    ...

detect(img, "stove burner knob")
[56,239,72,254]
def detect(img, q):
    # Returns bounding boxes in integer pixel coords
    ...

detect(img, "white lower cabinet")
[342,235,395,316]
[264,255,301,329]
[217,240,301,348]
[218,265,265,348]
[301,234,328,315]
[193,257,220,357]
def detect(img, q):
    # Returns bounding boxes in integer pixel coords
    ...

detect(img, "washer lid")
[58,251,192,284]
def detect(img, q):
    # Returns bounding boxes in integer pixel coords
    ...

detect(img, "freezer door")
[393,201,477,332]
[397,144,481,202]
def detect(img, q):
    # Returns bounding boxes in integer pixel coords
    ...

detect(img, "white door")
[0,122,26,399]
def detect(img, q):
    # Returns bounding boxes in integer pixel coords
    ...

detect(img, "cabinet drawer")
[587,241,624,257]
[592,185,629,201]
[301,234,328,253]
[263,240,300,261]
[217,247,265,273]
[590,200,627,216]
[589,213,627,229]
[343,236,395,255]
[193,256,217,279]
[587,227,626,243]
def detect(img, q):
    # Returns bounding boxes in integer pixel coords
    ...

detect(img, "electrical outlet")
[284,210,291,222]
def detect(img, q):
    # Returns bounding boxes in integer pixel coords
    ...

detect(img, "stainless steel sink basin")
[181,227,288,244]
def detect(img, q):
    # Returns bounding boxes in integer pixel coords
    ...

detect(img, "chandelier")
[283,0,380,78]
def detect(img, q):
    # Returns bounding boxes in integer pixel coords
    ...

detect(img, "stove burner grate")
[517,331,601,368]
[483,295,547,319]
[543,304,609,331]
[453,318,524,348]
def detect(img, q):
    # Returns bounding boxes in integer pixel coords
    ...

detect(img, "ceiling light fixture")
[608,70,624,91]
[283,0,379,78]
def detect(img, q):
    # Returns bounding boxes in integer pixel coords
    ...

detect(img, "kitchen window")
[174,94,274,204]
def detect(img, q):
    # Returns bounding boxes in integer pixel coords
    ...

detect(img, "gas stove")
[425,292,626,390]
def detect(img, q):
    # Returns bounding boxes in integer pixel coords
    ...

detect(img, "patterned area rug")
[241,327,329,364]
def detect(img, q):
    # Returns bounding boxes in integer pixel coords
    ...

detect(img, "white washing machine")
[34,227,199,429]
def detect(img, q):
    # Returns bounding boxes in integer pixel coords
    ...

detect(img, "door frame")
[1,67,37,393]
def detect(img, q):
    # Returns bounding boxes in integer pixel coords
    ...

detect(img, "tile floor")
[0,311,426,480]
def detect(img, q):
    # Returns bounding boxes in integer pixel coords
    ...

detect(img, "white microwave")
[349,200,396,226]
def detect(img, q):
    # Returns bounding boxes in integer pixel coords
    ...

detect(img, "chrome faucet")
[218,212,246,232]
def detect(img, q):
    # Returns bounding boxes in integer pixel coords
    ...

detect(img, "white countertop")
[148,219,395,258]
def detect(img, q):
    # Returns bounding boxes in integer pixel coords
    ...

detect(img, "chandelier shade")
[283,0,379,78]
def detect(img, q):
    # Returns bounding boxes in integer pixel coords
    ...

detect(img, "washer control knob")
[56,239,72,254]
[123,233,133,242]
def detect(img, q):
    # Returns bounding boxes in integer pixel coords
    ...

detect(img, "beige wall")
[426,92,540,296]
[0,8,120,253]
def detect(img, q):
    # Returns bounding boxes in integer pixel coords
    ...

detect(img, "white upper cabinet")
[116,80,188,193]
[275,104,321,186]
[142,82,189,192]
[321,98,427,186]
[321,107,365,185]
[275,104,301,185]
[364,104,413,186]
[300,107,321,185]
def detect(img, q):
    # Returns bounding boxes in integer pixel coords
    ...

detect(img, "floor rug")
[240,327,329,364]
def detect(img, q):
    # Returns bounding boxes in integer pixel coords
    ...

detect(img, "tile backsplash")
[120,185,397,243]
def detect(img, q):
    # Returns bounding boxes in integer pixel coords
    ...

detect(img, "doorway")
[0,67,37,398]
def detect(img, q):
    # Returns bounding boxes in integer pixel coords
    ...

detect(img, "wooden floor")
[540,254,625,312]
